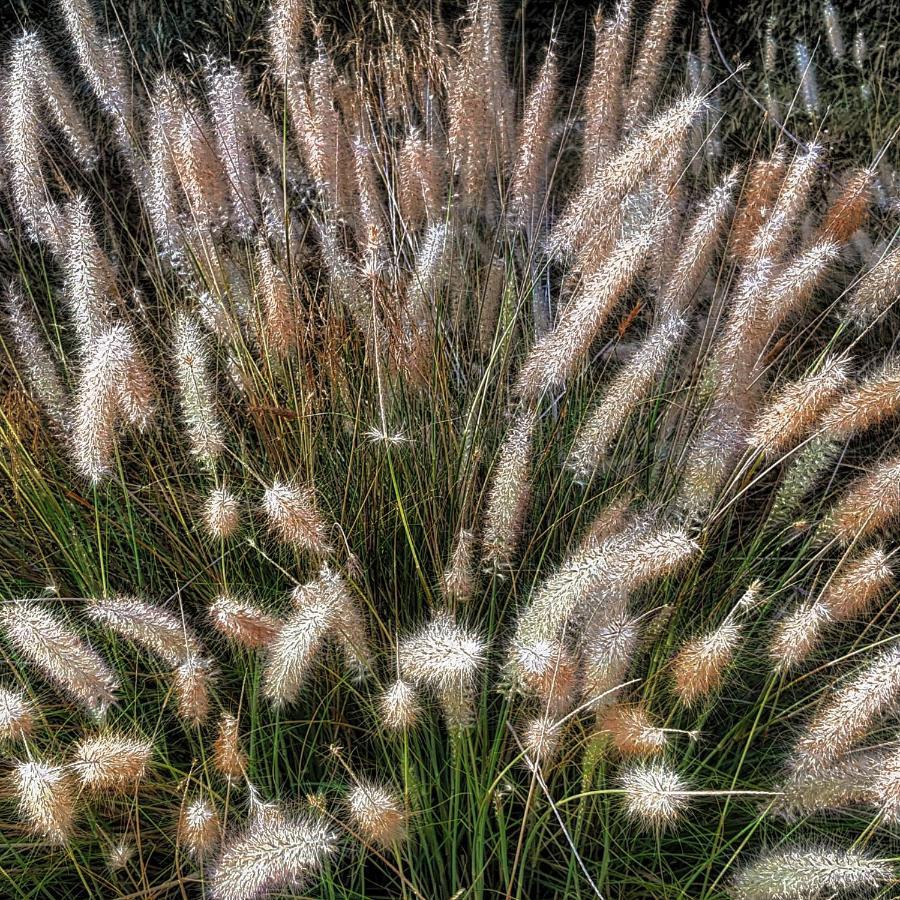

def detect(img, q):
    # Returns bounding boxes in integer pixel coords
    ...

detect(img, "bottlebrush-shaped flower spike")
[618,759,689,831]
[209,594,279,649]
[0,687,34,741]
[0,599,118,716]
[821,355,900,440]
[173,654,213,726]
[400,612,487,728]
[262,479,332,555]
[204,487,241,540]
[173,311,225,464]
[87,595,200,667]
[346,780,408,847]
[824,452,900,544]
[13,759,76,845]
[209,807,338,900]
[213,713,247,781]
[845,244,900,324]
[180,795,221,856]
[379,678,421,731]
[792,644,900,774]
[732,846,893,900]
[71,732,153,791]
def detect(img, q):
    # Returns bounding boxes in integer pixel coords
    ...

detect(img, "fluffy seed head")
[71,733,152,791]
[821,546,894,621]
[521,715,561,765]
[0,687,34,740]
[820,356,900,440]
[825,453,900,544]
[793,644,900,773]
[618,759,689,831]
[346,780,407,847]
[600,704,668,756]
[209,594,279,649]
[14,760,76,844]
[107,838,134,871]
[204,487,241,539]
[209,810,338,900]
[263,480,332,555]
[672,619,743,705]
[379,678,421,731]
[769,602,830,672]
[0,599,118,716]
[88,595,200,667]
[213,713,247,780]
[179,796,221,856]
[732,846,894,900]
[174,655,213,726]
[846,245,900,324]
[442,529,476,604]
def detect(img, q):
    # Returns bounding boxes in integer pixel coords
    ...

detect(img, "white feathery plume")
[0,599,118,716]
[732,846,893,900]
[209,807,338,900]
[173,311,225,464]
[88,594,200,667]
[4,281,69,427]
[13,759,76,844]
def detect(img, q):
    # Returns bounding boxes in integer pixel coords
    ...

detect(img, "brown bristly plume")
[256,235,297,358]
[442,528,476,604]
[730,150,787,263]
[262,479,332,555]
[820,356,900,440]
[517,209,664,398]
[483,406,538,568]
[599,703,668,756]
[213,712,247,780]
[845,244,900,324]
[816,167,874,244]
[622,0,678,131]
[0,687,34,741]
[346,780,408,847]
[209,594,280,649]
[582,1,632,175]
[824,453,900,544]
[447,0,512,214]
[179,795,221,856]
[71,732,152,791]
[508,45,558,232]
[173,654,213,726]
[748,354,849,455]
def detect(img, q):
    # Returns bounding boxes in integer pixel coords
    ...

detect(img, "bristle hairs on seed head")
[748,354,850,455]
[213,712,247,781]
[442,528,476,604]
[263,565,370,703]
[672,581,762,704]
[820,355,900,440]
[824,452,900,544]
[399,611,487,728]
[792,643,900,775]
[483,406,538,568]
[378,678,421,731]
[179,795,221,856]
[599,703,669,756]
[13,758,76,844]
[731,845,894,900]
[844,243,900,325]
[262,479,332,555]
[87,594,200,667]
[0,599,118,717]
[208,807,338,900]
[618,758,689,831]
[0,686,34,740]
[346,780,408,847]
[174,654,213,726]
[4,280,69,428]
[204,487,241,540]
[71,732,152,791]
[172,311,225,465]
[209,594,279,649]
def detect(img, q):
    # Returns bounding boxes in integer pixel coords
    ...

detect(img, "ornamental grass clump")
[0,0,899,895]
